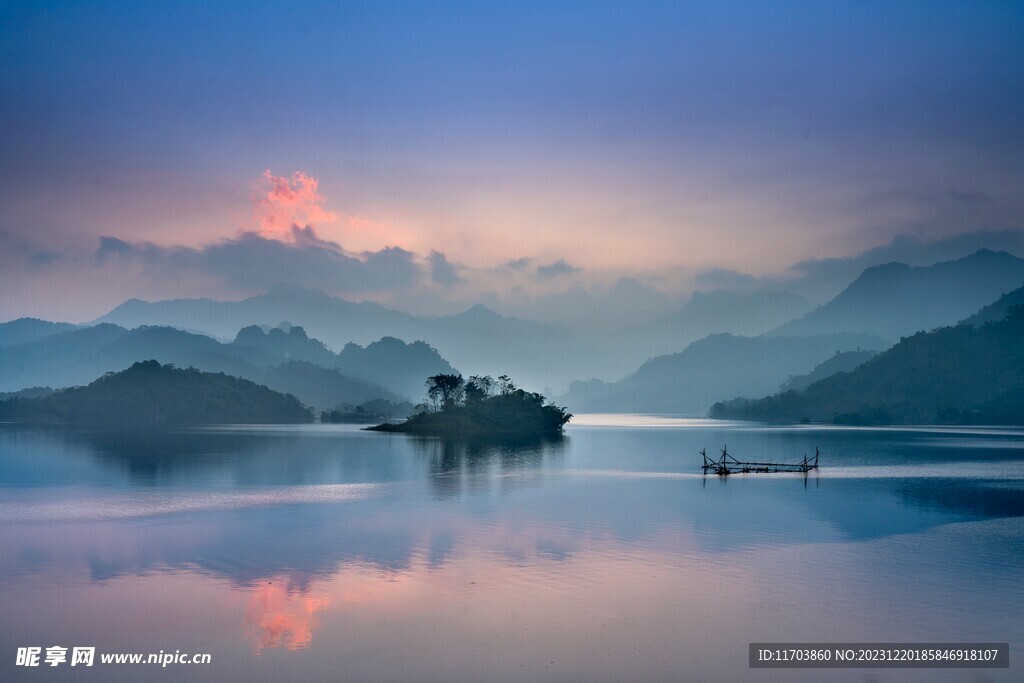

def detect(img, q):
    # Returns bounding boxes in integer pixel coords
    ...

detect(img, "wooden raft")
[701,446,819,476]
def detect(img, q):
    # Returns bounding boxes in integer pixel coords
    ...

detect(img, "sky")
[1,0,1023,321]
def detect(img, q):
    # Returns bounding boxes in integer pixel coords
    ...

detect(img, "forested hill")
[959,282,1024,327]
[0,360,313,426]
[711,306,1024,425]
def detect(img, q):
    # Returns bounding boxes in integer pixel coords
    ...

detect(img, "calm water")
[1,416,1022,682]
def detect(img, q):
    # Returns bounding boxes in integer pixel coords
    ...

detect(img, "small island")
[367,374,572,436]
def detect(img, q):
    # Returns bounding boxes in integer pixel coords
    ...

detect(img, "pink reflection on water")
[244,577,331,652]
[235,522,752,662]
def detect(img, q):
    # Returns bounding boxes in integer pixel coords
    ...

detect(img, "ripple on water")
[0,483,387,522]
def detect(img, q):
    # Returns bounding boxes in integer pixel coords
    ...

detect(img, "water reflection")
[896,478,1024,519]
[409,433,565,498]
[244,577,331,652]
[0,422,1022,680]
[0,425,419,488]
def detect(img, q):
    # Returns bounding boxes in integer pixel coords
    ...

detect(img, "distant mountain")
[0,318,76,347]
[418,305,595,391]
[233,324,339,366]
[711,306,1024,425]
[778,349,878,393]
[103,324,266,374]
[335,337,455,399]
[258,361,404,411]
[768,229,1024,304]
[233,325,453,399]
[0,360,313,426]
[97,283,421,342]
[768,250,1024,341]
[85,248,1023,396]
[959,282,1024,327]
[94,285,600,391]
[0,324,136,390]
[659,290,811,336]
[446,303,505,325]
[0,324,452,408]
[0,324,260,392]
[630,290,812,357]
[560,332,884,415]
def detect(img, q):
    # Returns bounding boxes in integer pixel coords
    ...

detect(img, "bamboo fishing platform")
[701,446,820,476]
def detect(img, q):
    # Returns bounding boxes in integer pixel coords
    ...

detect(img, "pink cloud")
[251,170,406,254]
[254,170,338,241]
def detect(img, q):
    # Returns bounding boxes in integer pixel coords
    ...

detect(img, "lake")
[1,416,1022,682]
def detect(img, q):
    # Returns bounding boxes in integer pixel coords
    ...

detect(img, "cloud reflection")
[245,577,331,652]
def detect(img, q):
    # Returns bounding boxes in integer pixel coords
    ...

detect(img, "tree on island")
[464,374,494,403]
[426,373,466,411]
[370,373,571,435]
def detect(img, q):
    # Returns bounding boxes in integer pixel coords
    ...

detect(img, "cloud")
[536,259,579,278]
[94,227,422,294]
[0,230,64,269]
[428,251,462,288]
[94,236,134,262]
[289,225,343,250]
[95,236,194,267]
[503,257,533,271]
[254,170,338,241]
[250,170,391,253]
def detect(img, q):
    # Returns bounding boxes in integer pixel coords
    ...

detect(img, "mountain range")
[620,289,814,360]
[0,323,453,410]
[0,318,77,347]
[87,250,1024,394]
[711,293,1024,425]
[768,249,1024,341]
[4,247,1022,418]
[560,332,884,415]
[96,283,593,391]
[557,251,1024,415]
